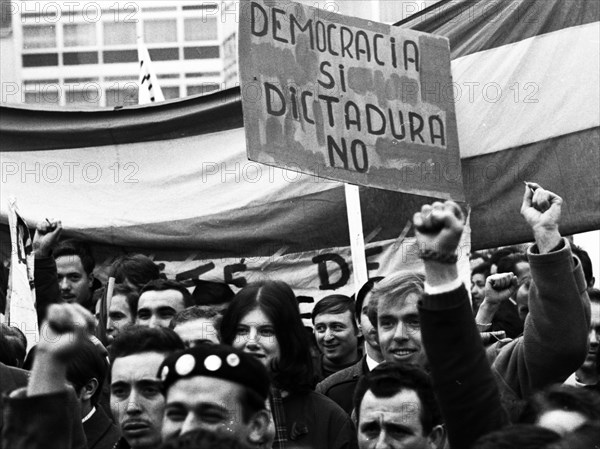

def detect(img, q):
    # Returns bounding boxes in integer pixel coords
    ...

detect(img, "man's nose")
[324,328,335,341]
[59,277,70,290]
[125,392,142,414]
[148,315,159,328]
[393,323,409,341]
[373,430,392,449]
[179,413,199,435]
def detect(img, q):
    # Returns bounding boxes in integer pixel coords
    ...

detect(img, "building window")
[187,84,219,96]
[63,51,99,65]
[22,25,56,49]
[184,18,218,41]
[162,86,180,99]
[22,53,59,67]
[66,87,101,107]
[144,19,177,43]
[103,22,136,46]
[184,46,220,59]
[103,50,137,64]
[24,83,60,105]
[106,86,138,107]
[64,23,96,47]
[148,47,179,61]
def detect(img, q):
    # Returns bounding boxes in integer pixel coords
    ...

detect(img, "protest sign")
[239,0,464,200]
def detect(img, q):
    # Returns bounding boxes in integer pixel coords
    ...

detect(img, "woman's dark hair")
[220,280,313,392]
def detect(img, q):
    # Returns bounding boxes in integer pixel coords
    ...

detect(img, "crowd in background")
[0,183,599,448]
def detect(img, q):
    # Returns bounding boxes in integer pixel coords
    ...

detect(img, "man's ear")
[247,409,272,446]
[355,322,363,338]
[81,378,99,402]
[427,424,446,449]
[87,272,95,290]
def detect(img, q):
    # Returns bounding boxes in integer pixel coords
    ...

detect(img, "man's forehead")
[379,292,420,315]
[110,294,129,310]
[139,289,184,306]
[56,255,85,271]
[167,375,243,404]
[360,389,423,424]
[362,291,375,310]
[111,351,166,378]
[314,310,353,325]
[591,302,600,326]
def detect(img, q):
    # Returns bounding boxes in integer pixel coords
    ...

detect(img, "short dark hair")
[471,262,491,280]
[311,294,357,332]
[53,239,95,275]
[220,280,313,393]
[473,424,560,449]
[496,253,528,275]
[111,283,139,316]
[368,271,425,328]
[353,362,442,435]
[65,337,108,406]
[139,279,194,309]
[571,245,594,288]
[109,254,160,291]
[0,324,27,367]
[109,325,184,364]
[192,280,234,306]
[520,384,600,424]
[354,277,384,318]
[169,305,224,331]
[470,251,490,263]
[489,246,521,267]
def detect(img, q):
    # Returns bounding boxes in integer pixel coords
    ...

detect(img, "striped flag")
[137,37,164,105]
[1,0,597,303]
[398,0,600,248]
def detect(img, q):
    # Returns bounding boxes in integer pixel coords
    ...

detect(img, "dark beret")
[158,344,270,402]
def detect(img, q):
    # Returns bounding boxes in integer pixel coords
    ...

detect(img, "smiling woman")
[220,280,358,449]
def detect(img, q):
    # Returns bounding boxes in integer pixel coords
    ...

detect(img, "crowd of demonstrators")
[1,182,599,449]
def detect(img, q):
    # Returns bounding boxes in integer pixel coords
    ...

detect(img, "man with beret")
[159,344,273,448]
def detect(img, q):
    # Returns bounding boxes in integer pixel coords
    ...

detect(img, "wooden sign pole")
[344,183,368,296]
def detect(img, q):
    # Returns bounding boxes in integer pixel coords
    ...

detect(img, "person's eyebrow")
[135,379,162,388]
[157,306,176,314]
[195,403,229,415]
[386,422,415,435]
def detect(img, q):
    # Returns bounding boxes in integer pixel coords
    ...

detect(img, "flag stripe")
[402,0,600,58]
[454,21,600,158]
[0,89,243,152]
[464,127,600,249]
